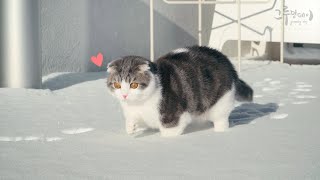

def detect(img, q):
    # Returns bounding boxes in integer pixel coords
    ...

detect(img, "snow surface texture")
[0,61,320,179]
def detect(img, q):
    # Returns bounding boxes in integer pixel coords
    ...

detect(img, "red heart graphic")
[91,53,103,67]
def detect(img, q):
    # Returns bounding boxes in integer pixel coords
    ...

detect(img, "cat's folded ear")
[138,64,150,73]
[107,61,116,74]
[138,61,157,74]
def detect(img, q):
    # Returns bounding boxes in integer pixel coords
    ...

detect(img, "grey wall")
[40,0,87,75]
[40,0,214,75]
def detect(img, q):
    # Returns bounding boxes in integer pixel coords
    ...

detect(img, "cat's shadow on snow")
[43,72,107,90]
[136,102,279,137]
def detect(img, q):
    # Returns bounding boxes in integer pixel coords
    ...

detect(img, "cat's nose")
[122,94,128,99]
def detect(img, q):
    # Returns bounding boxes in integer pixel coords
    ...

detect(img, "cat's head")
[106,56,158,103]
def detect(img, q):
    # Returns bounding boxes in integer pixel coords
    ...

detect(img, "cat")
[106,46,253,137]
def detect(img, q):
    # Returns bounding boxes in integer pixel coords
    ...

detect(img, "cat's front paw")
[126,121,137,135]
[126,121,146,135]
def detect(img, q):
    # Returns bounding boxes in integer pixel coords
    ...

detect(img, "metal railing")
[149,0,284,73]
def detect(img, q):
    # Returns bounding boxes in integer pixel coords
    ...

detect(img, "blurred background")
[1,0,320,87]
[39,0,320,76]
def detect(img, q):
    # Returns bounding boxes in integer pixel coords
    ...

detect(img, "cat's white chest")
[121,90,161,129]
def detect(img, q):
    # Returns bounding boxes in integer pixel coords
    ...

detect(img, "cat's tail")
[235,79,253,102]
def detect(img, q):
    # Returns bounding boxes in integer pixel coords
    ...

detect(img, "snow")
[1,61,320,179]
[61,128,95,135]
[270,113,289,119]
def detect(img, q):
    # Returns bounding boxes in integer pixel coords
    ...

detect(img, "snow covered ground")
[0,61,320,179]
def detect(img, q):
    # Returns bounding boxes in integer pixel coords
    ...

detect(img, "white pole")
[280,0,284,63]
[150,0,154,61]
[237,0,241,74]
[0,0,41,88]
[198,0,202,46]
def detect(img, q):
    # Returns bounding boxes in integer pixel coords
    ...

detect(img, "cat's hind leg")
[208,85,235,132]
[160,112,192,137]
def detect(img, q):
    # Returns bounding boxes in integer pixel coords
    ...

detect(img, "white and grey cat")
[106,46,253,137]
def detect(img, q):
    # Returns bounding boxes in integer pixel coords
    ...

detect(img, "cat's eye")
[130,82,139,89]
[113,82,121,89]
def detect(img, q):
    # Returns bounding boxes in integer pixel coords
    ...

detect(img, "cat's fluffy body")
[106,46,253,137]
